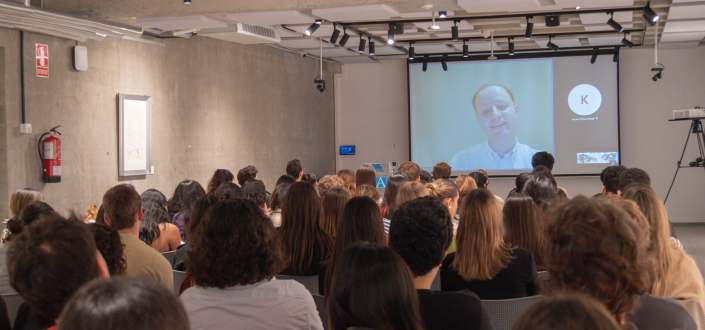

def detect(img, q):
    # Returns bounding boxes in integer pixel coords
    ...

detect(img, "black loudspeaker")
[545,15,560,27]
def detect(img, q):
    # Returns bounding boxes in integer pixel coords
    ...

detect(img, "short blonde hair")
[395,182,429,209]
[10,188,44,218]
[318,175,345,199]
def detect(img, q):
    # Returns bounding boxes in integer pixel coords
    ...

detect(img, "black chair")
[312,294,327,330]
[481,295,543,330]
[276,274,319,295]
[161,251,177,268]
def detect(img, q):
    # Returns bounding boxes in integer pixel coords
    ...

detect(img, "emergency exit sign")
[36,44,48,78]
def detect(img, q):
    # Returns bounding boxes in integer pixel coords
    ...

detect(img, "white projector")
[673,109,705,120]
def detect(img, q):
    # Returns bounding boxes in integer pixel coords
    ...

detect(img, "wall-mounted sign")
[36,44,49,78]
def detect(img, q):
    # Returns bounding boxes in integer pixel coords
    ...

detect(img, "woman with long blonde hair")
[383,181,429,235]
[440,188,539,299]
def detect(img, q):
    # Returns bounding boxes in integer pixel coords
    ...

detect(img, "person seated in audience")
[276,174,297,186]
[205,169,234,196]
[166,180,190,222]
[506,172,531,198]
[454,175,477,214]
[622,185,705,321]
[473,170,506,207]
[389,196,492,330]
[236,165,258,186]
[419,170,433,184]
[336,169,355,196]
[531,151,554,171]
[600,165,626,195]
[618,167,651,195]
[301,172,318,189]
[511,293,622,330]
[170,180,206,240]
[323,196,386,296]
[269,183,291,228]
[182,198,323,330]
[381,173,407,221]
[545,196,696,330]
[3,188,44,243]
[521,174,559,216]
[58,278,188,330]
[286,159,304,181]
[174,195,219,274]
[502,193,546,271]
[103,184,173,289]
[356,164,377,188]
[279,182,334,292]
[328,242,424,330]
[214,182,242,200]
[88,223,127,276]
[82,205,98,223]
[317,174,344,199]
[398,161,422,182]
[140,189,181,253]
[433,162,452,180]
[321,188,350,238]
[532,165,568,198]
[441,188,539,299]
[8,215,110,330]
[427,179,461,252]
[384,181,429,234]
[355,183,380,206]
[242,179,269,216]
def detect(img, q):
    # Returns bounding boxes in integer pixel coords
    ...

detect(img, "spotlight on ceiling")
[508,37,515,55]
[305,19,322,36]
[441,55,448,71]
[184,0,191,4]
[439,11,447,18]
[462,39,469,58]
[607,13,623,32]
[643,2,660,26]
[451,21,459,41]
[525,16,534,39]
[590,48,599,64]
[387,24,395,44]
[651,66,663,81]
[621,33,634,48]
[408,43,415,60]
[547,36,559,51]
[613,47,619,62]
[330,24,340,44]
[358,37,366,53]
[429,12,440,30]
[339,28,350,46]
[422,55,428,72]
[369,38,375,55]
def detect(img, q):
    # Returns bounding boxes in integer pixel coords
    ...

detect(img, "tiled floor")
[674,224,705,280]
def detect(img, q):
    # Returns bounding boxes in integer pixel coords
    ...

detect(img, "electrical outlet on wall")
[20,124,32,134]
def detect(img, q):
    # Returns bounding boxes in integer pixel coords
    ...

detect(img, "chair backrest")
[481,295,543,330]
[2,294,23,325]
[430,270,441,291]
[161,251,177,268]
[276,274,320,295]
[679,298,705,330]
[312,294,327,330]
[537,271,549,281]
[173,270,188,294]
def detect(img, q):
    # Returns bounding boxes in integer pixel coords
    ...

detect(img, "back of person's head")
[511,172,532,196]
[301,173,317,186]
[318,175,345,199]
[82,205,98,223]
[454,188,511,281]
[355,184,380,204]
[545,196,651,324]
[502,193,545,269]
[206,169,234,195]
[382,173,408,220]
[336,169,356,196]
[454,175,477,198]
[270,183,292,211]
[58,277,189,330]
[389,196,453,277]
[356,165,377,187]
[532,165,558,187]
[600,165,627,194]
[419,170,433,184]
[286,159,303,178]
[186,194,219,240]
[236,165,258,186]
[7,201,57,242]
[321,188,351,237]
[275,174,297,186]
[8,215,103,320]
[426,179,459,202]
[95,205,105,225]
[242,179,267,207]
[432,162,452,180]
[139,200,169,245]
[141,189,167,207]
[522,175,558,212]
[280,182,332,275]
[189,198,286,288]
[10,188,44,218]
[398,161,421,182]
[215,182,242,201]
[531,151,555,170]
[166,180,189,220]
[88,223,126,276]
[103,184,141,230]
[511,293,622,330]
[618,168,651,193]
[328,242,424,330]
[469,171,488,188]
[176,180,206,215]
[395,181,429,209]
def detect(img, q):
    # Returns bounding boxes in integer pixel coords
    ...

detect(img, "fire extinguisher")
[38,126,61,183]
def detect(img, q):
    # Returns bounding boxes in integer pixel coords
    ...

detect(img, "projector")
[673,109,705,120]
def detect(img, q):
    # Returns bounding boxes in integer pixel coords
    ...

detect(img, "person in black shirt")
[389,196,492,330]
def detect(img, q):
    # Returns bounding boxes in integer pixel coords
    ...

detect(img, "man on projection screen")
[449,84,541,170]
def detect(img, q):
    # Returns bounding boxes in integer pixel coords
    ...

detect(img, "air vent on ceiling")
[199,23,280,44]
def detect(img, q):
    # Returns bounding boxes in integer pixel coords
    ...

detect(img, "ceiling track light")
[183,0,191,4]
[441,55,448,71]
[439,11,447,18]
[358,37,366,53]
[330,23,340,44]
[621,32,634,48]
[422,55,428,72]
[305,19,322,36]
[339,27,350,47]
[368,37,375,55]
[462,39,469,57]
[451,20,459,41]
[387,23,395,44]
[590,47,599,64]
[643,1,660,26]
[429,12,440,30]
[607,12,623,33]
[525,16,534,39]
[408,42,415,60]
[508,37,515,55]
[613,47,619,62]
[547,36,559,51]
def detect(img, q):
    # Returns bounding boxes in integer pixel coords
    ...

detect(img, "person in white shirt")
[450,84,541,170]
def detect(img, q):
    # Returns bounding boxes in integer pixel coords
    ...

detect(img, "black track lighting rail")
[398,28,643,44]
[403,46,621,62]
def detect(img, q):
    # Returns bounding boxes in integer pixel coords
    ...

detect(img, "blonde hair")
[82,205,99,222]
[454,175,477,198]
[426,179,458,202]
[337,169,357,197]
[355,184,380,204]
[453,188,512,280]
[318,175,345,199]
[10,188,44,218]
[395,182,429,208]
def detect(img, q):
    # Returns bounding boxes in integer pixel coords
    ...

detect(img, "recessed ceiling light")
[576,6,580,9]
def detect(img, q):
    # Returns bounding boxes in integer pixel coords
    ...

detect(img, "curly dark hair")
[286,159,303,179]
[545,196,652,324]
[432,162,452,180]
[236,165,258,186]
[88,223,127,276]
[600,165,627,194]
[618,167,650,193]
[389,196,453,277]
[206,169,234,196]
[188,198,286,288]
[531,151,555,170]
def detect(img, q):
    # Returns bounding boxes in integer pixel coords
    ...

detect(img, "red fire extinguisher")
[38,126,61,183]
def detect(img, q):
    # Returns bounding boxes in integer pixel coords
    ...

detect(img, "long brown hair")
[503,194,546,270]
[280,182,334,275]
[321,188,351,238]
[453,188,513,280]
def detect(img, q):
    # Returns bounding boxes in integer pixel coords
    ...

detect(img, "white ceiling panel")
[399,11,455,18]
[312,4,399,22]
[663,19,705,33]
[579,11,632,25]
[658,41,701,49]
[226,10,315,26]
[412,44,456,54]
[333,55,378,64]
[535,37,582,48]
[285,23,335,37]
[554,0,633,9]
[669,3,705,20]
[449,41,499,52]
[413,20,474,31]
[586,35,626,46]
[366,26,418,35]
[136,15,227,31]
[372,45,407,55]
[458,0,557,13]
[394,32,431,40]
[583,22,634,31]
[279,37,336,49]
[277,26,304,38]
[659,31,705,43]
[301,47,360,57]
[432,30,482,38]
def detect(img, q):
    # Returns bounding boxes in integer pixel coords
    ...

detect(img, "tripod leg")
[665,122,694,204]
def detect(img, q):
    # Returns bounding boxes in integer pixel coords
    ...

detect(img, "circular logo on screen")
[568,84,602,116]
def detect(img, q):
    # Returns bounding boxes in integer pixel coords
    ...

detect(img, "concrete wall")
[0,29,337,218]
[335,46,705,223]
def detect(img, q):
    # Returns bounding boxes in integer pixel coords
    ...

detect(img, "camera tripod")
[664,118,705,204]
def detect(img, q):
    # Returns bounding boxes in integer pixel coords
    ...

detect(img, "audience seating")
[680,298,705,330]
[161,251,177,268]
[276,274,319,295]
[481,295,544,330]
[431,270,441,291]
[2,293,23,325]
[312,294,327,330]
[173,270,187,294]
